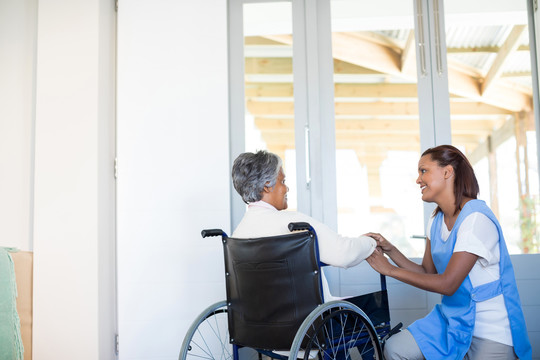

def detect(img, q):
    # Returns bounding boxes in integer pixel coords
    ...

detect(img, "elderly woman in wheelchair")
[179,150,398,360]
[231,150,377,299]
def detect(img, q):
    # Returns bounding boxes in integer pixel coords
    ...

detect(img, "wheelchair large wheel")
[288,301,382,360]
[179,300,233,360]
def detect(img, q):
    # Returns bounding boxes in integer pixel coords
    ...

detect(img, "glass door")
[329,0,425,256]
[230,0,540,254]
[229,0,299,228]
[242,1,297,208]
[229,0,337,228]
[443,0,539,254]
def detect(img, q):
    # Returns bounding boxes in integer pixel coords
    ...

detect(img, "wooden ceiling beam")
[446,44,529,53]
[246,35,530,54]
[481,25,527,95]
[245,57,380,75]
[244,36,286,46]
[501,71,532,78]
[260,131,482,146]
[464,118,515,164]
[259,33,532,113]
[245,57,292,74]
[246,82,420,98]
[263,33,404,77]
[448,66,532,111]
[245,64,531,112]
[400,30,416,76]
[332,32,403,77]
[246,100,511,116]
[255,117,500,135]
[246,76,531,112]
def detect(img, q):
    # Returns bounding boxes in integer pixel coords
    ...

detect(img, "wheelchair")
[179,222,400,360]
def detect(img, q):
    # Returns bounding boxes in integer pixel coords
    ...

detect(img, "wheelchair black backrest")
[222,229,323,350]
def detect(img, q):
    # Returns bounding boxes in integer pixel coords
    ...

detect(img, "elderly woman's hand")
[364,232,393,254]
[366,248,395,276]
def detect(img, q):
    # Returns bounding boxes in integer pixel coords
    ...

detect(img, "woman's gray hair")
[232,150,283,204]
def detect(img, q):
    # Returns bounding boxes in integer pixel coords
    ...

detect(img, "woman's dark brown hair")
[422,145,479,215]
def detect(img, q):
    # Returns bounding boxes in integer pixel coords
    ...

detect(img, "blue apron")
[408,199,531,360]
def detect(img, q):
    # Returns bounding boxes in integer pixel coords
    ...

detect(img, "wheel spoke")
[181,303,232,360]
[295,304,382,360]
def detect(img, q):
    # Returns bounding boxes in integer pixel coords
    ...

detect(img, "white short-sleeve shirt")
[427,212,513,346]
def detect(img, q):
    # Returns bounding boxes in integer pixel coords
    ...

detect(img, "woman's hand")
[366,248,395,276]
[365,232,393,254]
[365,232,428,275]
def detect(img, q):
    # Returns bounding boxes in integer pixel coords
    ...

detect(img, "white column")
[0,0,37,251]
[116,0,229,358]
[33,0,116,358]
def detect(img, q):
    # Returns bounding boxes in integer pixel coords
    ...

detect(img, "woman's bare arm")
[366,249,478,296]
[365,233,435,274]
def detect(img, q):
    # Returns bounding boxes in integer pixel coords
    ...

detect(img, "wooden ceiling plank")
[446,44,529,54]
[245,57,292,74]
[400,30,416,76]
[334,83,418,98]
[255,117,500,135]
[245,79,530,113]
[245,83,294,97]
[481,25,527,95]
[247,100,511,116]
[244,36,285,46]
[246,82,420,98]
[255,30,531,113]
[332,32,403,77]
[245,58,381,75]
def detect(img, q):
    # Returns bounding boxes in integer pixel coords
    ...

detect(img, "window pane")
[243,2,298,210]
[445,0,539,254]
[330,0,425,257]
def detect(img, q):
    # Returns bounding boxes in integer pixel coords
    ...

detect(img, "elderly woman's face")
[263,167,289,210]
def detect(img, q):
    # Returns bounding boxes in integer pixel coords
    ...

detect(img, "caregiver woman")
[366,145,531,360]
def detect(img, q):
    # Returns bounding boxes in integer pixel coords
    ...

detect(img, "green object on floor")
[0,247,24,360]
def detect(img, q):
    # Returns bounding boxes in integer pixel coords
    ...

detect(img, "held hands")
[364,232,395,276]
[366,248,394,276]
[364,232,393,254]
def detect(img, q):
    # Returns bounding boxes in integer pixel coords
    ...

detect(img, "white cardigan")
[232,201,377,299]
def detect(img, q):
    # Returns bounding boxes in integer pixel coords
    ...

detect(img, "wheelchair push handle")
[201,229,227,238]
[288,222,313,232]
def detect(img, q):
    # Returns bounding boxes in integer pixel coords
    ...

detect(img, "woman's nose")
[415,175,421,184]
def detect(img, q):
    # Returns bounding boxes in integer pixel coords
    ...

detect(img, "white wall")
[0,0,37,251]
[116,1,230,359]
[32,0,116,359]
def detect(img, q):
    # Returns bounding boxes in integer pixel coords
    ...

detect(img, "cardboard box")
[11,251,33,360]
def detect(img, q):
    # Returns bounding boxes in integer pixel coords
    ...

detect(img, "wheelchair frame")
[179,222,398,360]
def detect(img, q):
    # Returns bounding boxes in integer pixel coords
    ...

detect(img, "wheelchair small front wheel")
[179,300,233,360]
[288,300,382,360]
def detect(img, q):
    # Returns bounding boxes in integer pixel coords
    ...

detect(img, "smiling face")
[416,154,454,204]
[262,167,289,210]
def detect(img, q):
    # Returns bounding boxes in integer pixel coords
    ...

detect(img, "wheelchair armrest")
[201,229,227,238]
[382,322,403,343]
